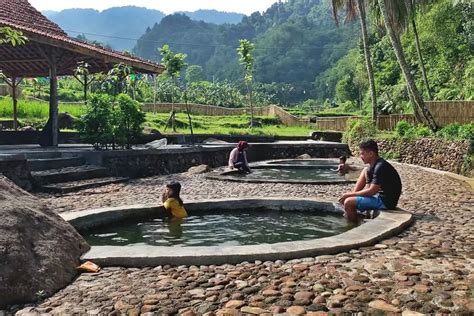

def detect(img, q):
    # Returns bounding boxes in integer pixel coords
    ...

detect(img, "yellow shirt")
[163,198,188,219]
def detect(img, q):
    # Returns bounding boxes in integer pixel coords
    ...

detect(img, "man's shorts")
[356,195,386,211]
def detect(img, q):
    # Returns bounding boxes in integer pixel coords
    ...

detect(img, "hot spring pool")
[83,210,352,247]
[64,198,413,266]
[207,159,355,184]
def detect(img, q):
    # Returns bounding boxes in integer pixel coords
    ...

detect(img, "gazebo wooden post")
[5,77,21,130]
[49,53,59,146]
[12,77,18,131]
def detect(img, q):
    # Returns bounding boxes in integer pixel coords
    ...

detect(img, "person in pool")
[228,140,251,173]
[336,155,350,175]
[338,139,402,223]
[161,182,188,219]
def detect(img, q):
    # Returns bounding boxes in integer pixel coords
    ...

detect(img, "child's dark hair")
[339,155,347,163]
[359,139,379,155]
[166,182,183,205]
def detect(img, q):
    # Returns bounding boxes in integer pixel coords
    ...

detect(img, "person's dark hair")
[166,182,183,205]
[237,140,249,151]
[359,139,379,155]
[339,155,347,163]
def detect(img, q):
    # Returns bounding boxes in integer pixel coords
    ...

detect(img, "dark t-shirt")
[366,158,402,209]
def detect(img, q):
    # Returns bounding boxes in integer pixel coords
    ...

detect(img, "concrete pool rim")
[63,197,413,267]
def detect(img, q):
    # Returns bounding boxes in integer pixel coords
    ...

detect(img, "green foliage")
[78,94,146,149]
[394,120,433,139]
[133,1,358,103]
[436,123,474,140]
[114,94,146,148]
[77,94,115,149]
[185,65,204,84]
[237,39,255,84]
[335,74,359,105]
[394,120,412,137]
[342,117,377,148]
[316,0,472,112]
[160,44,188,80]
[0,27,27,46]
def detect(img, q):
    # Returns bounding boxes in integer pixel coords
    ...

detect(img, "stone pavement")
[16,163,474,315]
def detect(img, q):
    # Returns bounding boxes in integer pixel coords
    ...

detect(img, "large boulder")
[0,176,90,308]
[58,112,77,130]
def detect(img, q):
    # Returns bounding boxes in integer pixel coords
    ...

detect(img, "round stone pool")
[206,159,357,184]
[63,198,412,267]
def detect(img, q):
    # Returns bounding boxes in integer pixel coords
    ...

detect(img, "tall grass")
[0,97,85,119]
[145,113,312,136]
[0,97,312,136]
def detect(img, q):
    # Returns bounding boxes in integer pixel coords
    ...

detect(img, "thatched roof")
[0,0,165,77]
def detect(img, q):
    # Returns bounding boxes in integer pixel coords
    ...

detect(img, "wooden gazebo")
[0,0,164,146]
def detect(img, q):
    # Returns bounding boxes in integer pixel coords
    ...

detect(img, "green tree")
[159,44,188,132]
[77,94,114,149]
[331,0,378,122]
[115,94,146,148]
[237,39,256,127]
[185,65,204,84]
[377,0,438,131]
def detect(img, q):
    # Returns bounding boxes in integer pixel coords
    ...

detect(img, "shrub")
[458,124,474,140]
[395,120,412,137]
[77,94,114,149]
[395,120,432,139]
[342,117,377,148]
[436,123,473,140]
[114,94,146,149]
[78,93,149,149]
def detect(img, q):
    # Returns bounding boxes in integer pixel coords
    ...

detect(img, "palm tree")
[407,0,433,100]
[376,0,438,131]
[332,0,378,123]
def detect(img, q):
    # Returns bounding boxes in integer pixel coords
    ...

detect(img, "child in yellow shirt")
[162,182,188,219]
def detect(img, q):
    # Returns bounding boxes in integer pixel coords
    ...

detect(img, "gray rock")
[0,176,89,308]
[145,138,168,149]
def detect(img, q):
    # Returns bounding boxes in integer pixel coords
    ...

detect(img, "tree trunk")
[83,73,88,105]
[377,0,438,131]
[357,0,378,123]
[247,82,254,128]
[171,77,176,132]
[410,1,433,100]
[184,90,194,145]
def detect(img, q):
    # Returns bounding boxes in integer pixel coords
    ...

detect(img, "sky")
[29,0,280,15]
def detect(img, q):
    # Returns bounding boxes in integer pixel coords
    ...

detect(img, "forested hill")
[132,0,359,102]
[44,7,245,52]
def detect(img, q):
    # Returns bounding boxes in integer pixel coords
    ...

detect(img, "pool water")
[83,210,352,247]
[267,159,339,166]
[232,167,345,182]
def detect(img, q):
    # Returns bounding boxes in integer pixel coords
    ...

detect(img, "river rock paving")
[15,163,474,315]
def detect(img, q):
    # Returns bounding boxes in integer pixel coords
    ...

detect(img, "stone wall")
[377,138,472,175]
[0,154,32,190]
[86,142,350,178]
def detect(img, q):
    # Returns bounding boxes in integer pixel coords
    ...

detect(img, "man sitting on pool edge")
[338,139,402,223]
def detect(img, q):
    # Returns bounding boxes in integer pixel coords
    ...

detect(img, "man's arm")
[228,149,236,168]
[351,183,381,197]
[339,183,381,204]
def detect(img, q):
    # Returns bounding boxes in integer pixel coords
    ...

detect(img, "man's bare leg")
[344,197,359,223]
